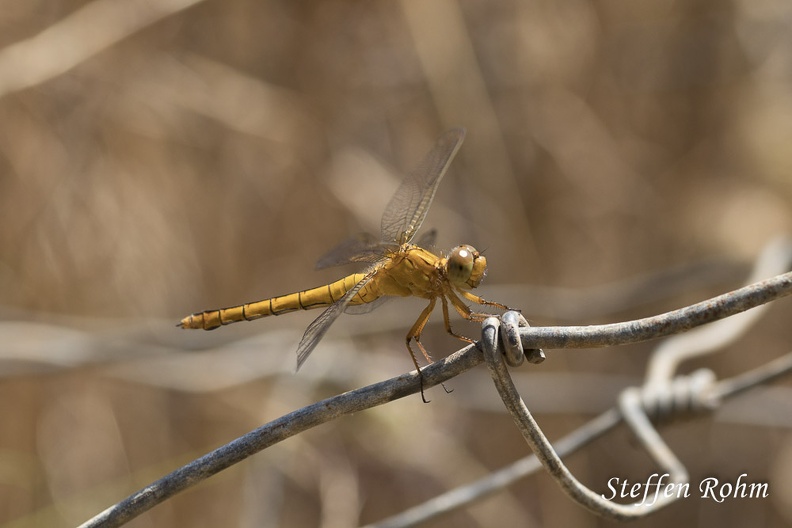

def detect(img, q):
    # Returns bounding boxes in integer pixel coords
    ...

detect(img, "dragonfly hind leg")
[406,298,440,403]
[406,298,437,367]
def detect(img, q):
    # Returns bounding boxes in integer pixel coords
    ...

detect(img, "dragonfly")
[179,128,511,378]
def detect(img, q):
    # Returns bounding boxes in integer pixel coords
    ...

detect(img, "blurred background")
[1,0,791,526]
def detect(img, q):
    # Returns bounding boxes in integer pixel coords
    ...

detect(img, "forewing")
[295,271,376,370]
[380,128,466,245]
[315,233,389,269]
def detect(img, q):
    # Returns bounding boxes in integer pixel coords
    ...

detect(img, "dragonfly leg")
[406,297,437,366]
[447,289,496,323]
[440,295,475,344]
[457,289,511,312]
[406,298,438,403]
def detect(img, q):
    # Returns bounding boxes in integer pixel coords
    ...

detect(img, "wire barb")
[638,368,719,419]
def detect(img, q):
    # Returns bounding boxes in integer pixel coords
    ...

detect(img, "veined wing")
[315,193,442,270]
[315,233,392,270]
[343,295,390,315]
[295,268,378,370]
[414,228,437,251]
[299,131,461,367]
[380,128,466,245]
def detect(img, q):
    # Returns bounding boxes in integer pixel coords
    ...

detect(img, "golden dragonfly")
[179,128,511,374]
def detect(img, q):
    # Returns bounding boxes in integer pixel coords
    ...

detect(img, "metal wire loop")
[480,317,686,520]
[499,310,544,366]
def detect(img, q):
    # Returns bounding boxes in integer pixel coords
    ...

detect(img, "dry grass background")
[1,0,791,527]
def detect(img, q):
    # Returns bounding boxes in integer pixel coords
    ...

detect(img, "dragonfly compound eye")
[447,245,484,288]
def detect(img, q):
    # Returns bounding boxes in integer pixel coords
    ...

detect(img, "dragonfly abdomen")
[179,273,369,330]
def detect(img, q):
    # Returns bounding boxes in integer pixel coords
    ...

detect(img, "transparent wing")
[414,228,437,251]
[295,270,377,370]
[344,295,391,315]
[315,233,393,269]
[380,128,466,245]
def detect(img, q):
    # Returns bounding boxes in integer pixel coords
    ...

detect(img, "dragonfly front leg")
[457,289,511,312]
[447,289,502,324]
[440,295,475,345]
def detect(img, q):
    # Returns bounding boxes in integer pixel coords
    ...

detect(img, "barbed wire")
[366,236,792,526]
[73,237,792,527]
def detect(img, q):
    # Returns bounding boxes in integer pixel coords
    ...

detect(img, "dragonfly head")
[446,245,488,289]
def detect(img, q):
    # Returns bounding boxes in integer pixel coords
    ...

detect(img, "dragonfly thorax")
[445,245,487,290]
